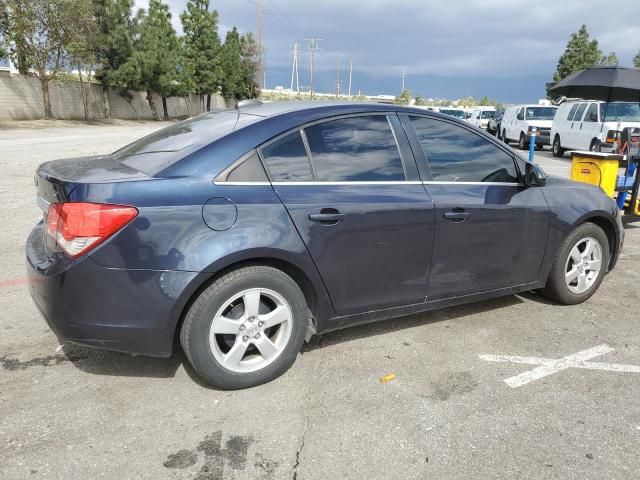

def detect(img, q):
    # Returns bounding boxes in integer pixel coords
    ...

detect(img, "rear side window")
[260,131,313,181]
[409,116,519,183]
[573,103,588,121]
[303,115,405,181]
[567,104,579,121]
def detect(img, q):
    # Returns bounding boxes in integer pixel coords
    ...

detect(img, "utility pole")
[290,42,300,93]
[348,59,353,98]
[401,68,407,92]
[257,0,264,89]
[304,38,322,99]
[335,59,341,99]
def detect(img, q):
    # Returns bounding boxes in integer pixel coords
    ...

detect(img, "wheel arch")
[574,214,619,271]
[170,252,331,351]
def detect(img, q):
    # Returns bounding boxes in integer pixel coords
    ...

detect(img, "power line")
[267,0,304,37]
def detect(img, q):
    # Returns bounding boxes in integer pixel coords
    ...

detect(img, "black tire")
[552,135,565,157]
[503,129,508,144]
[180,266,309,389]
[518,132,528,150]
[590,139,601,152]
[540,223,609,305]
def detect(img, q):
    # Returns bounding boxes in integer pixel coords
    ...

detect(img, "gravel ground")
[1,122,639,480]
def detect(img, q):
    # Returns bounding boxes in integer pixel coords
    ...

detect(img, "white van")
[501,105,557,150]
[468,107,496,129]
[551,101,640,157]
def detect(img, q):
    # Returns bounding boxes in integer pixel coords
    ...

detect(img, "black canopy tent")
[549,65,640,220]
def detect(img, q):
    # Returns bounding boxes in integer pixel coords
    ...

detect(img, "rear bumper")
[26,225,203,357]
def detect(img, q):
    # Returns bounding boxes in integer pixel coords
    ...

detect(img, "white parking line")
[479,344,640,388]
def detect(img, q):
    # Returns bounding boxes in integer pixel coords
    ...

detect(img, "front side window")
[303,115,405,182]
[517,108,525,120]
[409,116,519,183]
[260,131,313,181]
[584,104,599,123]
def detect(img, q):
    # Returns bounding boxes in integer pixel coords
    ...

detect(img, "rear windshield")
[525,107,557,120]
[600,102,640,122]
[480,111,495,119]
[113,110,259,174]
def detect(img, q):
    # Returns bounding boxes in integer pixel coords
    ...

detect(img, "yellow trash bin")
[569,151,625,197]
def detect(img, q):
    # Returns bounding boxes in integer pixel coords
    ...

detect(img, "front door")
[259,114,435,316]
[402,115,550,300]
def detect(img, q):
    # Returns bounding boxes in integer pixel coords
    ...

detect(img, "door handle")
[309,209,345,224]
[443,210,470,222]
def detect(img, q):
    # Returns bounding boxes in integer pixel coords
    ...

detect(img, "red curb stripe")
[0,278,42,288]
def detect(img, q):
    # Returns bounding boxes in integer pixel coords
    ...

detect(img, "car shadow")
[62,293,552,385]
[302,294,527,353]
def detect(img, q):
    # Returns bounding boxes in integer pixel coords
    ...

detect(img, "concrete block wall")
[0,72,228,121]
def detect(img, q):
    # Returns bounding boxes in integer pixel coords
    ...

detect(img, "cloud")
[136,0,640,80]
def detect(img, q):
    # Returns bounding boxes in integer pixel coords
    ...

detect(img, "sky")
[133,0,640,102]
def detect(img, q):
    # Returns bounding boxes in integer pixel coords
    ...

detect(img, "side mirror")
[525,163,546,187]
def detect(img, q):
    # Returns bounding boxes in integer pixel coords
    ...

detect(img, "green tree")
[240,32,260,99]
[93,0,136,117]
[132,0,182,120]
[394,88,411,105]
[1,0,90,119]
[414,95,426,106]
[550,25,601,96]
[634,50,640,68]
[220,27,243,99]
[600,51,618,65]
[66,0,101,121]
[180,0,221,111]
[478,95,492,106]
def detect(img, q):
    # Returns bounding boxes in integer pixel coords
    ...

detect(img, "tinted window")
[584,103,599,123]
[303,115,405,182]
[573,103,588,121]
[225,154,269,182]
[260,131,313,181]
[567,104,579,121]
[409,116,519,183]
[114,111,259,175]
[517,108,524,120]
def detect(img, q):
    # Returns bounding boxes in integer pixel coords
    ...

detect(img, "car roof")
[237,100,443,118]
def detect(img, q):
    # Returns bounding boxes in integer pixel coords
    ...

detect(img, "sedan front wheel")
[540,223,609,305]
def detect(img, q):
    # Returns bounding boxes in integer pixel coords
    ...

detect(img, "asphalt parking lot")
[1,122,640,480]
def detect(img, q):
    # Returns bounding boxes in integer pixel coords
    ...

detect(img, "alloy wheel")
[564,237,603,294]
[209,288,293,373]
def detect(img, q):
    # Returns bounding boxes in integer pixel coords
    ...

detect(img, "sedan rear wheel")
[181,266,309,389]
[540,223,609,305]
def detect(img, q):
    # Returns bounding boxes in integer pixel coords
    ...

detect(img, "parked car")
[487,109,504,137]
[502,105,557,150]
[27,102,623,389]
[468,106,496,129]
[439,108,467,120]
[551,101,640,157]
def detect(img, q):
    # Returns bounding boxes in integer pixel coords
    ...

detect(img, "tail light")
[46,203,138,258]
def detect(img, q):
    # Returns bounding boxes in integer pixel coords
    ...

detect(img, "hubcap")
[564,237,603,294]
[209,288,293,373]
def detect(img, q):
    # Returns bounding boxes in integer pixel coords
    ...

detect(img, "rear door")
[260,113,435,316]
[401,115,550,299]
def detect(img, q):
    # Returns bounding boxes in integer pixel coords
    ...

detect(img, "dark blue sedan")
[26,102,624,389]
